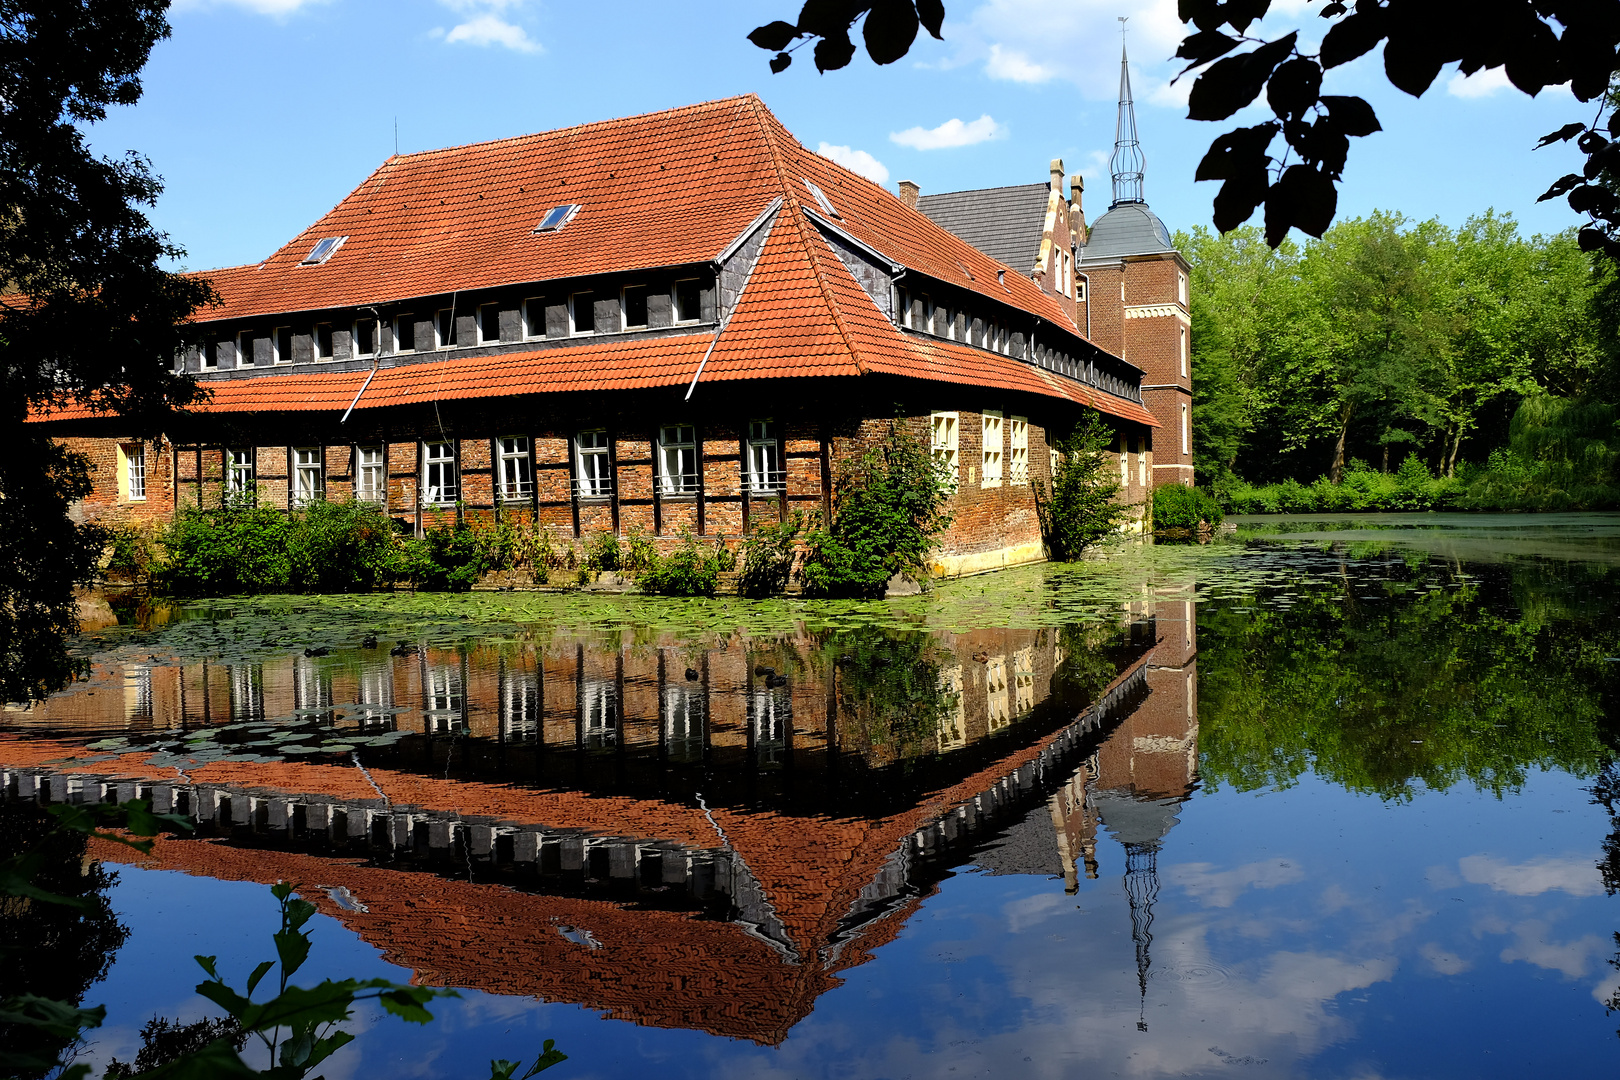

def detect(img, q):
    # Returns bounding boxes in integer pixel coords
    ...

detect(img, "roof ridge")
[383,95,763,163]
[747,99,868,377]
[918,182,1050,199]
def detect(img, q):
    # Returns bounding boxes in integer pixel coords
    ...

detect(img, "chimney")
[1069,173,1088,243]
[1050,158,1065,193]
[899,180,919,210]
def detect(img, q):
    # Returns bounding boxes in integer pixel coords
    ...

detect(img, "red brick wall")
[59,435,176,526]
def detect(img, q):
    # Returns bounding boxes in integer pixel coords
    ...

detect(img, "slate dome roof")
[1080,202,1176,261]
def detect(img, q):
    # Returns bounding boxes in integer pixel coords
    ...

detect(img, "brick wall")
[60,435,176,527]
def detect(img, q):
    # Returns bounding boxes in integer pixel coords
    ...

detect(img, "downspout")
[341,305,385,424]
[683,260,730,402]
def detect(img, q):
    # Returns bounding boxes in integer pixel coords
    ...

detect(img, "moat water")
[5,512,1620,1078]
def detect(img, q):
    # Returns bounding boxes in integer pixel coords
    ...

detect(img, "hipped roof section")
[98,95,1149,424]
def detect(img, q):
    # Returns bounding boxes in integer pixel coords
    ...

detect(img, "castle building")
[918,43,1194,489]
[35,93,1174,573]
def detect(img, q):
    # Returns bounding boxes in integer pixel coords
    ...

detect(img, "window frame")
[200,341,219,371]
[930,411,959,492]
[1008,416,1029,487]
[355,445,386,504]
[421,441,459,506]
[621,284,650,331]
[272,326,292,365]
[673,278,702,324]
[433,308,454,350]
[236,329,256,368]
[1180,324,1189,378]
[496,436,533,503]
[657,423,698,497]
[226,447,255,499]
[313,323,335,362]
[292,446,324,507]
[980,410,1004,489]
[477,303,502,346]
[744,419,784,495]
[575,430,612,501]
[393,314,416,355]
[123,442,146,503]
[569,291,595,336]
[522,297,545,341]
[353,316,377,360]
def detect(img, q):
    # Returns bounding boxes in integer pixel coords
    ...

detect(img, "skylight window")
[300,236,346,265]
[803,179,839,218]
[533,204,581,233]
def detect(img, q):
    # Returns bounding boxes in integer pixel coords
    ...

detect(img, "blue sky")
[92,0,1594,272]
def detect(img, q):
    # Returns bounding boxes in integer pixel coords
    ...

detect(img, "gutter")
[341,305,385,423]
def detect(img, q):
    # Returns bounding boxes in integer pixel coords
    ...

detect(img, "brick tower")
[1077,39,1194,489]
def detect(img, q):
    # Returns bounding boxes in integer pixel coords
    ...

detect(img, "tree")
[0,1,214,700]
[750,2,1620,251]
[1033,412,1126,559]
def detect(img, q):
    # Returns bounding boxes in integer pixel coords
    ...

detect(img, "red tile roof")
[31,95,1153,426]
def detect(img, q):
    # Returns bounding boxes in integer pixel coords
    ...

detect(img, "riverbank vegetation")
[1184,211,1620,512]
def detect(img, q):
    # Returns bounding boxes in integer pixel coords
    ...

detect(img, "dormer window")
[314,323,334,361]
[272,327,292,365]
[622,285,649,329]
[673,279,701,323]
[353,317,377,358]
[533,204,580,233]
[803,179,839,218]
[570,292,595,336]
[478,303,501,345]
[300,236,346,265]
[434,308,454,349]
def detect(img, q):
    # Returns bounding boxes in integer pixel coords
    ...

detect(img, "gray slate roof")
[917,183,1050,271]
[970,803,1065,878]
[1079,202,1176,261]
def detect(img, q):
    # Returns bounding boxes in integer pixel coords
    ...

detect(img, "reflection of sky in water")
[75,768,1618,1079]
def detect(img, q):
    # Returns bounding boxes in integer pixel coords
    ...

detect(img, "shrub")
[420,520,485,591]
[638,531,722,596]
[285,499,395,591]
[1033,412,1126,560]
[738,511,803,597]
[160,501,294,595]
[621,525,659,573]
[800,421,953,598]
[104,524,158,578]
[583,530,621,573]
[1152,484,1224,533]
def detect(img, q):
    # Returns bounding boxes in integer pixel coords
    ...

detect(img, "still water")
[4,513,1620,1078]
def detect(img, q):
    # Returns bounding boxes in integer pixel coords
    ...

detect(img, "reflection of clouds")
[1002,890,1069,932]
[1420,941,1472,975]
[1457,854,1604,897]
[1496,919,1607,979]
[1166,857,1305,908]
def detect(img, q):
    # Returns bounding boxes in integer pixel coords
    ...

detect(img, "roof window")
[534,204,581,233]
[300,236,346,265]
[803,179,839,218]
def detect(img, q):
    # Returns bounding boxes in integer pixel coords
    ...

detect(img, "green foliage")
[582,531,621,573]
[161,500,400,595]
[1151,484,1224,534]
[1034,412,1125,560]
[637,532,723,597]
[620,526,659,574]
[823,630,955,759]
[737,511,803,597]
[104,1017,247,1079]
[1227,458,1463,513]
[800,422,952,598]
[104,524,158,577]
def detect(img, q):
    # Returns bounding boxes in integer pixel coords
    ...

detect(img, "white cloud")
[1498,920,1607,979]
[1457,854,1604,897]
[816,143,890,185]
[1447,66,1513,99]
[440,13,541,53]
[890,115,1008,151]
[1419,941,1472,975]
[1168,857,1306,908]
[985,44,1052,84]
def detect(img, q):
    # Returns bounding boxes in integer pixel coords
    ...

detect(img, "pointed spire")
[1111,19,1146,207]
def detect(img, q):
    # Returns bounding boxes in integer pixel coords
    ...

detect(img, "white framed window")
[229,663,264,721]
[293,447,323,506]
[583,679,617,748]
[272,327,292,365]
[353,317,377,359]
[124,664,153,721]
[425,666,464,734]
[802,177,839,218]
[662,682,705,763]
[575,430,611,500]
[1119,435,1130,485]
[1014,647,1035,716]
[569,292,595,336]
[422,441,458,505]
[749,683,790,767]
[1178,270,1189,306]
[502,668,540,743]
[937,666,966,751]
[356,446,385,504]
[981,411,1003,488]
[1008,416,1029,486]
[294,655,333,716]
[478,303,501,345]
[896,286,910,328]
[357,666,394,728]
[434,308,454,350]
[523,298,545,340]
[985,655,1009,733]
[622,284,649,330]
[943,306,956,341]
[658,424,698,496]
[314,323,334,361]
[1076,277,1087,303]
[1181,403,1190,456]
[236,330,256,368]
[930,411,959,491]
[394,314,416,354]
[200,341,219,371]
[1180,324,1189,378]
[745,419,783,494]
[673,278,702,323]
[227,448,254,496]
[121,443,146,502]
[497,436,533,501]
[1137,436,1148,486]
